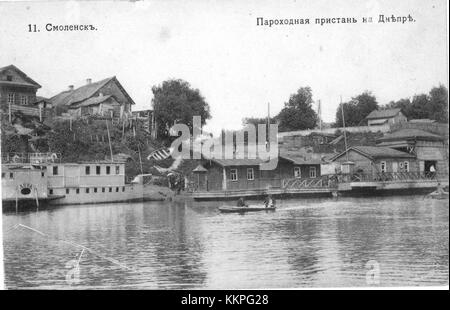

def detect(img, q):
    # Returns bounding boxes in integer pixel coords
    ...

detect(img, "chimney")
[68,85,74,91]
[86,78,92,85]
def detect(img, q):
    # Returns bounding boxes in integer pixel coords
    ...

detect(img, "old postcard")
[0,0,448,293]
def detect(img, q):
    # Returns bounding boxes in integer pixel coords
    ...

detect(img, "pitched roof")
[279,148,323,165]
[192,164,208,172]
[378,129,444,142]
[49,77,115,107]
[331,146,415,161]
[0,64,41,88]
[70,95,114,108]
[366,108,402,120]
[209,158,266,167]
[408,119,436,124]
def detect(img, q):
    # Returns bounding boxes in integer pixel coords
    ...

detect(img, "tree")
[334,91,379,127]
[428,85,448,122]
[383,85,448,122]
[334,101,360,127]
[276,87,318,132]
[152,79,211,143]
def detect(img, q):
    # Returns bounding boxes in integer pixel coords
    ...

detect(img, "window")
[116,187,119,192]
[106,166,111,175]
[1,173,5,178]
[53,166,58,175]
[76,188,80,194]
[94,188,97,193]
[122,187,125,192]
[49,189,53,195]
[20,95,27,105]
[230,169,238,181]
[9,172,14,179]
[109,187,112,192]
[403,161,409,172]
[41,172,45,177]
[102,187,105,193]
[86,188,90,193]
[85,166,90,175]
[66,188,70,194]
[6,75,12,81]
[309,167,317,178]
[380,161,387,173]
[247,168,254,180]
[294,167,301,178]
[96,166,101,175]
[115,166,120,174]
[7,93,14,104]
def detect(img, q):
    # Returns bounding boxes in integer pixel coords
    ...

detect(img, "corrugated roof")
[366,108,401,119]
[49,77,114,107]
[378,129,444,142]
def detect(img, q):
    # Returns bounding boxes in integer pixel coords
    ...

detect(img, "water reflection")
[2,195,448,289]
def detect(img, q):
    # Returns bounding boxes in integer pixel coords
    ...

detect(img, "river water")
[2,195,448,289]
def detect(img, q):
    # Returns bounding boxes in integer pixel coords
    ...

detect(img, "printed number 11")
[28,24,38,32]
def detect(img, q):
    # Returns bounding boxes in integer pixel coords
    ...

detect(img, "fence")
[1,153,62,164]
[336,172,448,183]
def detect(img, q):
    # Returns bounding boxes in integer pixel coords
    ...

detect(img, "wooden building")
[330,146,417,175]
[49,76,135,118]
[377,128,448,175]
[187,155,322,193]
[366,108,407,127]
[0,65,41,109]
[0,65,51,121]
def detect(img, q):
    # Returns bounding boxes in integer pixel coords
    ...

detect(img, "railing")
[282,176,336,189]
[1,153,62,164]
[337,172,448,183]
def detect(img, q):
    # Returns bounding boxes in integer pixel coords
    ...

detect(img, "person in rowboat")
[237,197,248,207]
[264,194,275,208]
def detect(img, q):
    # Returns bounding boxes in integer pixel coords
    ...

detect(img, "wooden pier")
[191,172,449,200]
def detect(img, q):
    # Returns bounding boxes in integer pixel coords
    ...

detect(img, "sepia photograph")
[0,0,448,294]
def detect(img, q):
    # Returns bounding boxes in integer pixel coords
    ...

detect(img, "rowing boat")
[427,191,449,200]
[218,205,276,213]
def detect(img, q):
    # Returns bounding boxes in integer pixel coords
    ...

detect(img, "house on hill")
[0,65,41,108]
[0,65,51,121]
[366,108,407,126]
[49,77,135,118]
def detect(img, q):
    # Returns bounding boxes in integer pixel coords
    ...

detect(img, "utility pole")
[341,95,350,162]
[318,99,322,131]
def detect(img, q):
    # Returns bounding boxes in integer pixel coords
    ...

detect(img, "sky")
[0,0,448,135]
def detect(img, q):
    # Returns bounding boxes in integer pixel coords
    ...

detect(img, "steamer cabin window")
[96,166,101,175]
[247,168,254,180]
[116,166,120,174]
[85,166,90,175]
[106,166,111,175]
[230,169,238,181]
[53,166,58,175]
